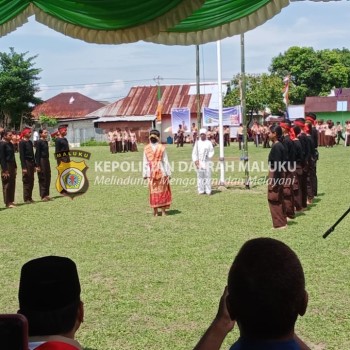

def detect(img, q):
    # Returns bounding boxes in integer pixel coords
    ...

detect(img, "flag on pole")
[156,103,162,121]
[282,75,290,106]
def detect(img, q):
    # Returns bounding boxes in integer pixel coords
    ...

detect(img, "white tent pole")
[216,40,225,186]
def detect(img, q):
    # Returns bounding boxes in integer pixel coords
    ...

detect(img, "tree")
[39,115,58,127]
[224,73,285,124]
[269,46,350,104]
[0,47,42,128]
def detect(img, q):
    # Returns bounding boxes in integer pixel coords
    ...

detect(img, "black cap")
[149,129,160,137]
[19,256,81,312]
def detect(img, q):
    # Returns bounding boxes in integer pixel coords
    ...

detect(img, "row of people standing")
[0,124,70,208]
[267,115,318,229]
[107,128,138,153]
[250,121,271,148]
[175,124,231,148]
[316,119,350,147]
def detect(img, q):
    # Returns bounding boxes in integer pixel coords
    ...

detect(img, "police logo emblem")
[55,151,91,198]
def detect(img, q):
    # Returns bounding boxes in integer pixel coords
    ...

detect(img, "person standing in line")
[108,128,116,153]
[0,129,17,208]
[55,125,70,164]
[192,128,215,196]
[11,131,20,153]
[191,122,198,146]
[251,121,260,147]
[346,121,350,146]
[335,121,345,145]
[262,122,271,148]
[280,122,296,221]
[267,125,287,229]
[305,114,318,198]
[223,126,230,147]
[143,129,172,217]
[294,119,309,209]
[292,125,305,212]
[176,124,185,147]
[129,129,138,152]
[19,126,36,204]
[122,128,129,152]
[35,129,51,202]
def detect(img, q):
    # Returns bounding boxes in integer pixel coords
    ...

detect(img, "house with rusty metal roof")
[305,88,350,124]
[32,92,106,145]
[88,82,228,143]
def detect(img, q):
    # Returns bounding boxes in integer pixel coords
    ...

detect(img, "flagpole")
[196,45,201,130]
[216,40,225,186]
[241,33,250,189]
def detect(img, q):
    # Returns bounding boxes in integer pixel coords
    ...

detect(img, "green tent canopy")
[0,0,342,45]
[146,0,290,45]
[0,0,205,43]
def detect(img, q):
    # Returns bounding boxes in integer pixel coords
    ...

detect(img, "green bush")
[80,140,108,146]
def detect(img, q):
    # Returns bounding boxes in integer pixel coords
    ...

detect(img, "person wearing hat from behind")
[192,128,215,195]
[55,124,70,165]
[18,256,84,350]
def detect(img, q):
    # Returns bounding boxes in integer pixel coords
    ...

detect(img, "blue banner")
[171,108,191,133]
[203,106,242,126]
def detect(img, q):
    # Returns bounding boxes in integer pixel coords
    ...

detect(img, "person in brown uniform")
[35,129,51,202]
[19,127,36,204]
[0,129,17,208]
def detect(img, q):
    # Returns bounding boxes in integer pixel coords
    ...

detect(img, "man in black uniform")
[0,129,17,208]
[280,121,296,220]
[305,113,318,197]
[35,129,51,201]
[55,124,70,164]
[294,119,310,209]
[267,125,288,229]
[19,126,36,203]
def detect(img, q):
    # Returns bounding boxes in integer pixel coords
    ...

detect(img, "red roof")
[32,92,105,119]
[86,84,213,117]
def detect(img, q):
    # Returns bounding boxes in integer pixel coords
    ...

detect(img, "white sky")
[1,1,350,103]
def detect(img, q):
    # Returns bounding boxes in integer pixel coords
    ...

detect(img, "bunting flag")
[282,75,290,106]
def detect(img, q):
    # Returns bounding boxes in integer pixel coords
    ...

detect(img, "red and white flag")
[282,75,290,106]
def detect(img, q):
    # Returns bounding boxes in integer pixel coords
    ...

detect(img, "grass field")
[0,142,349,350]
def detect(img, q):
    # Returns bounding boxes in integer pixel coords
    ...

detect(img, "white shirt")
[192,139,214,169]
[33,131,39,141]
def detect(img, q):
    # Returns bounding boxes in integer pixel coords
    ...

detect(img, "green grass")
[1,142,349,350]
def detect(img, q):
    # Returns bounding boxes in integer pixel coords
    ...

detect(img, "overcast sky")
[1,1,350,103]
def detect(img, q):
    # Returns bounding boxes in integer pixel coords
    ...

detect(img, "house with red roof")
[32,92,106,145]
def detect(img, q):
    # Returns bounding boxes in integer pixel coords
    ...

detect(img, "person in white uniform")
[192,128,215,195]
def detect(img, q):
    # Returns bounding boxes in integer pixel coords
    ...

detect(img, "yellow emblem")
[56,160,89,198]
